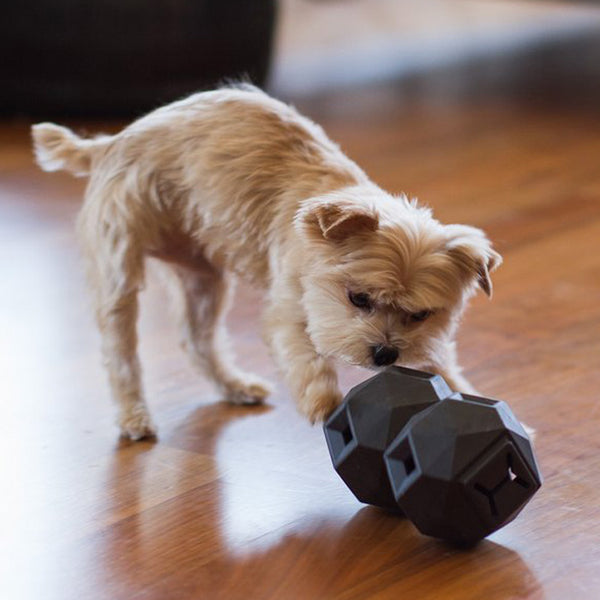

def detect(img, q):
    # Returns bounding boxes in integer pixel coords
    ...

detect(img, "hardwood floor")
[1,72,600,599]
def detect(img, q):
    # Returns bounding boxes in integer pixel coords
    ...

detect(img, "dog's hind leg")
[82,210,156,440]
[171,262,272,405]
[98,287,156,440]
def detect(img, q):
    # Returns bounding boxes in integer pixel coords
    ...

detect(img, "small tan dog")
[32,85,501,440]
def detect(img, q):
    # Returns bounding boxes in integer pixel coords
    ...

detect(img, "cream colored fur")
[32,85,501,440]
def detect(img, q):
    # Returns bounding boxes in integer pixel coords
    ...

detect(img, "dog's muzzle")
[371,345,399,367]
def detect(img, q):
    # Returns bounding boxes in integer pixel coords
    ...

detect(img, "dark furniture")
[1,0,276,116]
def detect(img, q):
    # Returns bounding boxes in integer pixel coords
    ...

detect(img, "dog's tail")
[31,123,110,178]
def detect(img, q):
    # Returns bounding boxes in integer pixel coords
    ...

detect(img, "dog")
[32,84,501,440]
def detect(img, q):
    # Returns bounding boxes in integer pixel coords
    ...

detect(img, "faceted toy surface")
[323,366,454,510]
[384,395,542,545]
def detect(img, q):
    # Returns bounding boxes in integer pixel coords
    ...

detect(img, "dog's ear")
[297,200,379,242]
[445,224,502,297]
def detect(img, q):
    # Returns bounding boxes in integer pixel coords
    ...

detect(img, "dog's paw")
[224,375,273,405]
[299,385,342,425]
[119,409,157,441]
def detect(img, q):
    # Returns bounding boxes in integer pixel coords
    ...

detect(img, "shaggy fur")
[32,85,501,440]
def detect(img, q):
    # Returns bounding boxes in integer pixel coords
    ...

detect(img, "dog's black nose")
[371,345,399,366]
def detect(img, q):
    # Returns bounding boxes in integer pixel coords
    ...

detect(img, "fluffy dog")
[32,85,501,440]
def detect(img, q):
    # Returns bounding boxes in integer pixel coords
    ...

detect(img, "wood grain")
[1,73,600,599]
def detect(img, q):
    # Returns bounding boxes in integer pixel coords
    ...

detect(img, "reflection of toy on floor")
[323,366,542,546]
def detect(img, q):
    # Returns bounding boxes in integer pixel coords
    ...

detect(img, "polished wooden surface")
[2,75,600,599]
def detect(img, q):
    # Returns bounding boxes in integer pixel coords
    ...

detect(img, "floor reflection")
[91,403,541,600]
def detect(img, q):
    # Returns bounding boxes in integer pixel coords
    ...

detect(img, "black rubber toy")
[323,366,454,510]
[323,367,542,545]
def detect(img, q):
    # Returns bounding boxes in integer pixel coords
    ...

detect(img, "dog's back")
[32,86,364,281]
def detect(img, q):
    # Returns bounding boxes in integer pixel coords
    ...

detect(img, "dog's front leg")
[429,364,478,396]
[419,340,478,396]
[264,302,342,423]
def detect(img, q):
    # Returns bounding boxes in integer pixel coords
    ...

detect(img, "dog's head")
[295,187,501,369]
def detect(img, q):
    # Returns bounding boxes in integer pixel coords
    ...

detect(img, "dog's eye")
[348,291,372,311]
[409,310,433,323]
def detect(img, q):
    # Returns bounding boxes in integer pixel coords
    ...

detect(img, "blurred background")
[2,0,600,115]
[273,0,600,100]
